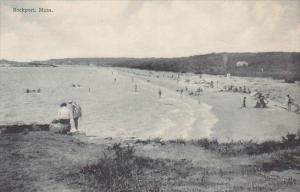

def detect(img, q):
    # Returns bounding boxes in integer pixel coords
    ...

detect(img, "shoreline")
[115,69,219,139]
[1,66,298,141]
[117,67,300,142]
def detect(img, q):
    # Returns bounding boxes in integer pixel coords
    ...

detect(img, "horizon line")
[1,51,300,63]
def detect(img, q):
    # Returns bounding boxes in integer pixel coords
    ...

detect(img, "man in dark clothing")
[68,100,82,131]
[241,96,247,108]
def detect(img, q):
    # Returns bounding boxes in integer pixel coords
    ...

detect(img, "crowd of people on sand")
[180,76,296,111]
[219,85,251,94]
[51,100,82,134]
[138,70,299,112]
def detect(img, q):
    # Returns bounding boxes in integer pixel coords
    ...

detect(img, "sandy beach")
[117,68,300,141]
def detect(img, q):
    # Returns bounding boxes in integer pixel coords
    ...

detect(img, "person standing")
[180,89,184,97]
[57,103,71,133]
[241,96,247,108]
[158,88,162,98]
[134,84,138,92]
[68,100,82,131]
[286,95,292,111]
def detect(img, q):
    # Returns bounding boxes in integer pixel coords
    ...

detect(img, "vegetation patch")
[75,143,164,192]
[189,131,300,156]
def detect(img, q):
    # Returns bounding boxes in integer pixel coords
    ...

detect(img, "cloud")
[0,0,299,61]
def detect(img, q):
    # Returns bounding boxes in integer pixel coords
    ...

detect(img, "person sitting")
[260,96,267,108]
[247,88,251,94]
[255,99,261,108]
[238,86,243,92]
[57,103,71,133]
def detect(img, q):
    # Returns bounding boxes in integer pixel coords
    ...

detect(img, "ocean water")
[0,66,217,139]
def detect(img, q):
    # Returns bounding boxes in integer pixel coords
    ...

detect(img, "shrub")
[79,143,162,192]
[262,151,300,171]
[191,131,300,156]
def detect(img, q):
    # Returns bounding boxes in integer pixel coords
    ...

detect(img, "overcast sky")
[0,0,299,61]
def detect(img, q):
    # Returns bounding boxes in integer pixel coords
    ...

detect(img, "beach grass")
[70,131,300,192]
[0,128,299,192]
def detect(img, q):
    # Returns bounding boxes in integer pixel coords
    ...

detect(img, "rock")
[49,123,70,134]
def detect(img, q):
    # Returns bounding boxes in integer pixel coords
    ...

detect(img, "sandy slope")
[0,132,103,192]
[1,131,299,192]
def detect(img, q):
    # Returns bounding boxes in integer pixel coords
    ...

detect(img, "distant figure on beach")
[114,78,117,83]
[88,88,91,92]
[238,86,243,92]
[241,97,247,108]
[260,96,267,108]
[195,87,202,96]
[158,88,162,98]
[134,84,138,92]
[247,88,251,94]
[180,89,184,97]
[286,95,292,111]
[254,94,267,108]
[243,86,247,93]
[68,100,82,131]
[25,88,41,93]
[57,103,71,132]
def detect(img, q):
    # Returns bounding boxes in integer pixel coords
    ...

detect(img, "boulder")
[49,123,70,134]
